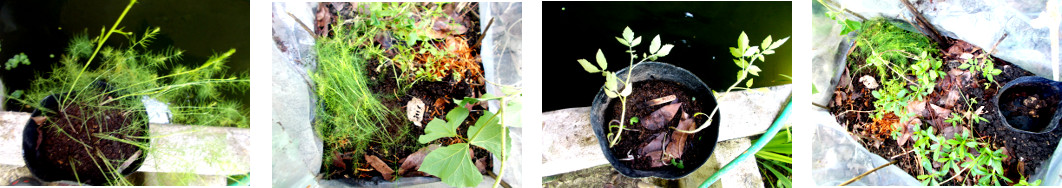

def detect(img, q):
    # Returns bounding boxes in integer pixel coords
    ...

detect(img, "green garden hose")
[699,96,792,188]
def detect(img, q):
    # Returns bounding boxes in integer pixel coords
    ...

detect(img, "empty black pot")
[993,76,1062,134]
[590,61,720,179]
[22,90,149,185]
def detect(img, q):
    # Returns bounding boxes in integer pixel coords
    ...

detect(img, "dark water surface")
[543,1,792,111]
[0,0,249,111]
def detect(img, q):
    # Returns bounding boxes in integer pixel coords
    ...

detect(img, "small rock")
[859,75,879,89]
[407,97,425,127]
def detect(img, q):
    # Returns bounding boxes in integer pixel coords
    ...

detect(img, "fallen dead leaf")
[665,112,694,159]
[31,116,47,125]
[639,133,667,156]
[398,144,440,177]
[407,97,425,127]
[645,103,682,130]
[365,154,395,181]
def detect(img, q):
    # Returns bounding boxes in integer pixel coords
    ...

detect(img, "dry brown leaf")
[645,103,682,131]
[31,116,46,125]
[666,113,694,159]
[639,133,666,156]
[398,144,439,177]
[365,154,395,180]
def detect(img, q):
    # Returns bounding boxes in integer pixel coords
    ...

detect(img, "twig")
[987,33,1009,55]
[287,12,318,40]
[890,149,916,160]
[936,165,970,186]
[839,160,898,186]
[901,0,948,49]
[472,17,495,49]
[834,110,874,117]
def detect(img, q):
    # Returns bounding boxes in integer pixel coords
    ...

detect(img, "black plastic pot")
[22,90,149,185]
[590,61,720,179]
[994,76,1062,134]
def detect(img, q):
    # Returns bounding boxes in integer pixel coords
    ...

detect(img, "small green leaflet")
[595,49,608,70]
[419,143,482,187]
[576,59,600,73]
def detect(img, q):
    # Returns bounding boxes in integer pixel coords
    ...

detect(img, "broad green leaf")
[419,143,482,187]
[631,36,643,47]
[502,99,522,127]
[622,27,634,43]
[748,65,762,76]
[650,35,662,54]
[419,119,458,143]
[446,107,470,126]
[576,59,600,73]
[761,35,772,51]
[769,36,790,50]
[596,49,608,70]
[468,111,508,156]
[616,37,629,46]
[656,44,674,57]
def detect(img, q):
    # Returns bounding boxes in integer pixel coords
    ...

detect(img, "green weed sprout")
[417,87,520,188]
[8,0,249,184]
[576,26,675,147]
[957,51,1003,84]
[678,31,789,134]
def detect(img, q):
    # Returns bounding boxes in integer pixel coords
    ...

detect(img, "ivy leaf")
[656,44,674,57]
[622,26,634,43]
[576,59,600,73]
[631,36,643,47]
[650,35,662,54]
[468,111,508,156]
[596,49,608,70]
[417,107,468,143]
[419,143,482,187]
[419,119,455,143]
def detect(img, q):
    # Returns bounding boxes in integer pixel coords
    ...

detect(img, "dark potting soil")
[604,80,708,170]
[36,102,144,185]
[829,40,1060,184]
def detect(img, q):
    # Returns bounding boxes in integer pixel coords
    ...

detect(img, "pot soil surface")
[35,102,145,185]
[316,2,492,181]
[829,40,1061,184]
[604,80,709,171]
